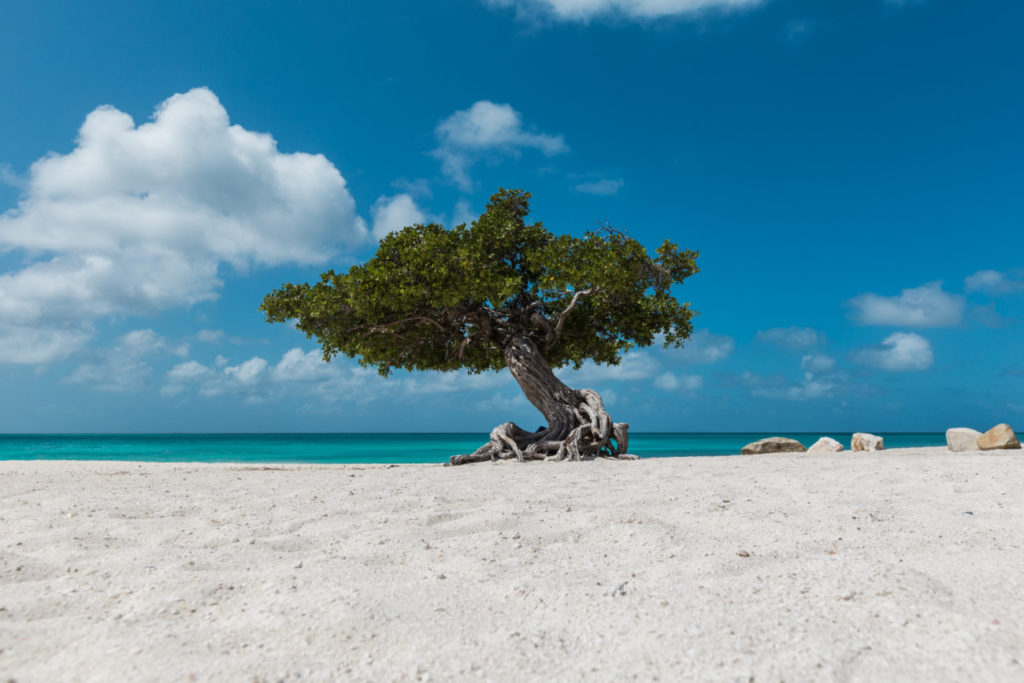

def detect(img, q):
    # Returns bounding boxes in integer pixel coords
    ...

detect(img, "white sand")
[2,448,1023,682]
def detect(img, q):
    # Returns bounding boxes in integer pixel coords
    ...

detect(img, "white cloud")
[654,372,703,392]
[66,329,187,392]
[452,199,476,227]
[0,326,93,365]
[403,371,513,396]
[847,281,964,328]
[196,329,225,343]
[164,348,519,403]
[224,357,268,385]
[674,329,734,363]
[573,178,623,195]
[965,269,1024,296]
[742,370,837,401]
[560,351,659,383]
[272,348,333,382]
[0,87,368,364]
[785,374,837,400]
[371,193,427,241]
[0,163,22,189]
[854,332,933,371]
[800,353,835,374]
[742,351,841,401]
[755,326,822,350]
[433,101,567,191]
[167,360,212,382]
[486,0,764,22]
[164,357,269,398]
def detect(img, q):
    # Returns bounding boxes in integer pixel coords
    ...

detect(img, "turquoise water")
[0,433,951,464]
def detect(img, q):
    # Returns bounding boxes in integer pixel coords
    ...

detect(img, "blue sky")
[1,0,1021,433]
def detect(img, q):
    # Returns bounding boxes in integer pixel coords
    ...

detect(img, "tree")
[261,189,699,465]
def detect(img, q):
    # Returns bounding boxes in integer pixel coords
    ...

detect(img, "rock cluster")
[944,423,1020,451]
[740,424,1021,457]
[740,437,806,455]
[852,433,884,451]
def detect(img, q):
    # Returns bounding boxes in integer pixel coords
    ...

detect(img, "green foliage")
[261,189,699,376]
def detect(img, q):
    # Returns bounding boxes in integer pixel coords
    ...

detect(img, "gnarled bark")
[449,337,636,465]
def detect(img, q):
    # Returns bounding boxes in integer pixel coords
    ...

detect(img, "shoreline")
[3,448,1023,680]
[0,433,982,464]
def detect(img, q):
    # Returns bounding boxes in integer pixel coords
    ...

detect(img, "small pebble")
[737,550,750,558]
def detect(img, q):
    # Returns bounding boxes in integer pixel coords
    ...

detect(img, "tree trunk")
[449,336,634,465]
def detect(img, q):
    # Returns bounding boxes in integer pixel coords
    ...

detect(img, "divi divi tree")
[262,189,698,465]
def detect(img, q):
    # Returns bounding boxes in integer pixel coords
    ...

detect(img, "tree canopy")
[261,188,699,378]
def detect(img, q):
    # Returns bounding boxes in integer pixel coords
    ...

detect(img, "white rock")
[808,437,844,454]
[945,427,982,452]
[851,433,884,451]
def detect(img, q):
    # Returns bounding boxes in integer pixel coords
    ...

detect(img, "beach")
[2,448,1023,682]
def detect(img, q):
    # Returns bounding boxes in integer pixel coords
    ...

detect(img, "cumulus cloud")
[224,357,269,385]
[485,0,764,22]
[66,329,188,392]
[854,332,934,371]
[742,367,838,401]
[965,269,1024,297]
[783,374,836,400]
[573,178,623,195]
[847,282,964,328]
[741,351,841,401]
[196,329,225,343]
[0,87,368,364]
[755,326,823,350]
[271,348,335,382]
[800,353,835,374]
[371,193,427,241]
[433,101,567,191]
[164,348,518,402]
[0,326,94,365]
[653,372,703,392]
[166,356,277,398]
[167,360,212,383]
[560,351,660,383]
[674,329,734,364]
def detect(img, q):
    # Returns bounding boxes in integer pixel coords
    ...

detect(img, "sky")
[1,0,1021,433]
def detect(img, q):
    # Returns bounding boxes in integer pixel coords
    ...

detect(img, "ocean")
[0,432,952,463]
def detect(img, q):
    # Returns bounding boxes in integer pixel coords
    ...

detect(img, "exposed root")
[449,389,636,465]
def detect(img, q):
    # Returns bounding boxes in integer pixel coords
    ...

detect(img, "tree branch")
[530,311,554,346]
[456,332,474,361]
[547,287,597,349]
